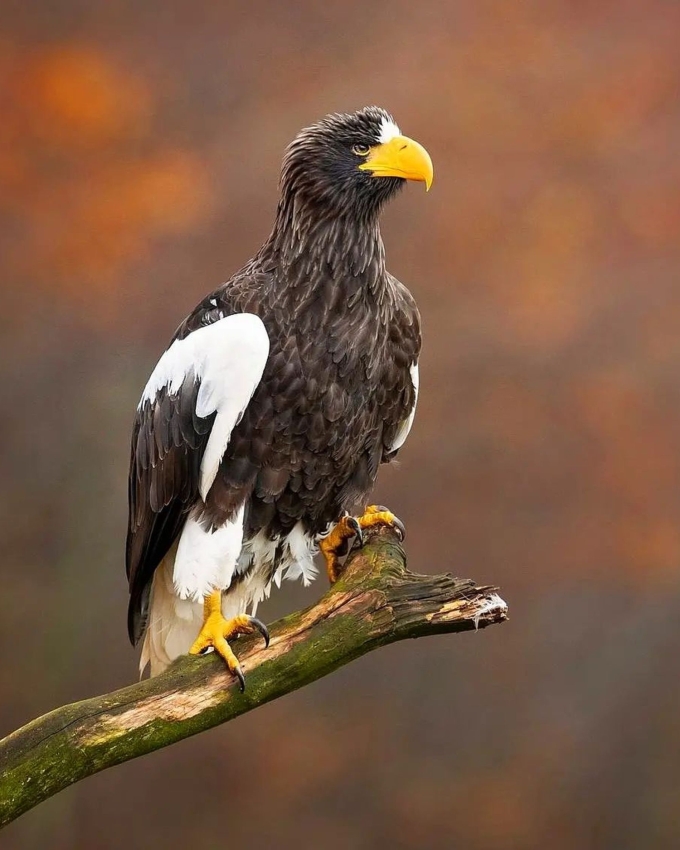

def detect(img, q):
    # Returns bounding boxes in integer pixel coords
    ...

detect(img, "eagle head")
[279,106,433,220]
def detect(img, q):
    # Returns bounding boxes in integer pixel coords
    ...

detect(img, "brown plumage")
[126,106,429,674]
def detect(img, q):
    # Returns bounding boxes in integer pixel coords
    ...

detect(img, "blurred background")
[2,0,680,847]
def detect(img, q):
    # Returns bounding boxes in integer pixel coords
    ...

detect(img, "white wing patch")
[389,362,419,453]
[139,312,270,501]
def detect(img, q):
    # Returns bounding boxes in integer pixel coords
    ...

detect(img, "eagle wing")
[381,273,421,460]
[387,362,419,454]
[126,311,270,643]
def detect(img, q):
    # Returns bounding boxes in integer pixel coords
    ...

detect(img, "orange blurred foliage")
[19,46,150,147]
[3,2,680,848]
[0,43,213,309]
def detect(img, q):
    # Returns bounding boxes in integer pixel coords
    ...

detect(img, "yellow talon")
[319,504,405,584]
[189,590,270,691]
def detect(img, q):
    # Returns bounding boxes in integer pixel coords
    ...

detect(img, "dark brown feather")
[126,108,421,643]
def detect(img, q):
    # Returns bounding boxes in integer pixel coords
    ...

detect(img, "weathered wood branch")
[0,527,507,828]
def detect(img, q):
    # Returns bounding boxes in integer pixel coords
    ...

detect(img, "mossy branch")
[0,527,507,828]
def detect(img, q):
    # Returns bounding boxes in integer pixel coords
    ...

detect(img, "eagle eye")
[352,144,371,157]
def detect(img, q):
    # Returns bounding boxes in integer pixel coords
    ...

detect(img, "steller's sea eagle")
[126,106,433,686]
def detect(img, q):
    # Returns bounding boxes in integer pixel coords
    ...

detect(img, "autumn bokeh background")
[2,1,680,847]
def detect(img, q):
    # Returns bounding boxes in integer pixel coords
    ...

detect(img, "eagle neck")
[262,197,387,298]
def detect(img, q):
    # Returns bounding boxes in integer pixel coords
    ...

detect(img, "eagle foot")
[320,504,405,584]
[189,591,270,692]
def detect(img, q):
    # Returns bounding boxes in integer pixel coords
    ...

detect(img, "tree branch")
[0,527,507,828]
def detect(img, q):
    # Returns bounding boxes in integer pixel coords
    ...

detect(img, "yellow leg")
[189,590,269,691]
[319,505,405,584]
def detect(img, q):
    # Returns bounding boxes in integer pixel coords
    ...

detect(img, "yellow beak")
[358,135,433,191]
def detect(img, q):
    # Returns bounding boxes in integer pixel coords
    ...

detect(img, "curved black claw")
[347,516,364,548]
[249,616,270,648]
[392,516,406,542]
[234,664,246,693]
[373,506,406,541]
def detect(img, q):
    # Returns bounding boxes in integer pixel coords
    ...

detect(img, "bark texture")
[0,527,507,828]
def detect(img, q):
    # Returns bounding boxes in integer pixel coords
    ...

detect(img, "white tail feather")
[140,547,204,677]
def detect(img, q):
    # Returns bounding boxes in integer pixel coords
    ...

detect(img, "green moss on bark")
[0,526,506,828]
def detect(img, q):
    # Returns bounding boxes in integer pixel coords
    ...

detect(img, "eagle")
[126,106,432,687]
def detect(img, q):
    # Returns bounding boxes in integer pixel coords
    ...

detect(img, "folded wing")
[386,362,419,455]
[126,312,270,643]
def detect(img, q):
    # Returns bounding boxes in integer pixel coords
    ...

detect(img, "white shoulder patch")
[378,116,401,144]
[139,313,270,500]
[389,362,419,453]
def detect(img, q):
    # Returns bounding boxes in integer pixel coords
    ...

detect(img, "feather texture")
[126,107,423,673]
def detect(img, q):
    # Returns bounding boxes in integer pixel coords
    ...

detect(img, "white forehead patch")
[378,116,401,144]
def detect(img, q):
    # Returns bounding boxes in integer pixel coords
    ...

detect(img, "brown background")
[2,1,680,848]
